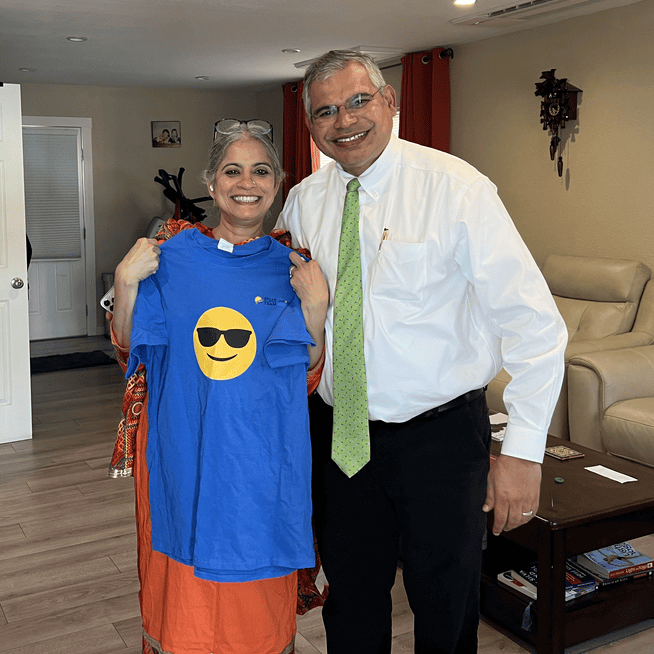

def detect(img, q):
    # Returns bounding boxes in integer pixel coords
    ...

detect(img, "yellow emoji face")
[193,307,257,380]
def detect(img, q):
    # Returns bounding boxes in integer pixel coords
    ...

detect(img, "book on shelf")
[575,542,654,580]
[497,570,536,600]
[513,558,597,593]
[595,569,653,590]
[497,569,595,602]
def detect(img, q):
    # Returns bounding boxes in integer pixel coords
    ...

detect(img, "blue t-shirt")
[127,230,315,582]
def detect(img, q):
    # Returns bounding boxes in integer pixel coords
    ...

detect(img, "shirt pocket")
[370,241,428,304]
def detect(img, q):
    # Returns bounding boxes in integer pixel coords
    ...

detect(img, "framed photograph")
[152,121,181,148]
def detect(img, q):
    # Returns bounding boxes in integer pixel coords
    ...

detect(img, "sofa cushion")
[543,255,651,343]
[602,398,654,468]
[554,296,639,342]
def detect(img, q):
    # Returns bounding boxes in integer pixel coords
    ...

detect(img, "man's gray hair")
[303,50,387,117]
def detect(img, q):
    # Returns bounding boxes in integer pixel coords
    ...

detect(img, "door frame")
[22,116,98,336]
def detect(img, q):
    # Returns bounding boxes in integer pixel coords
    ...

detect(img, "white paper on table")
[584,465,638,484]
[489,413,508,425]
[491,428,505,442]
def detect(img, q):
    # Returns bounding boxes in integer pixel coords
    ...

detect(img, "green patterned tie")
[332,178,370,477]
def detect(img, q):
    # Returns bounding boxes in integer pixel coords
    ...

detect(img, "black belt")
[410,386,486,422]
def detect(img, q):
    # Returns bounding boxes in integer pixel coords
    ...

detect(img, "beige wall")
[256,85,285,233]
[450,0,654,270]
[20,83,257,332]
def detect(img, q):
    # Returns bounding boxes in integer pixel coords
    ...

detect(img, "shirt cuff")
[500,423,548,463]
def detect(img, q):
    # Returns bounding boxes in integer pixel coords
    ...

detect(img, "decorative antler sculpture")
[154,168,211,223]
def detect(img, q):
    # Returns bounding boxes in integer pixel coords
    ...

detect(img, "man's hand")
[483,454,541,536]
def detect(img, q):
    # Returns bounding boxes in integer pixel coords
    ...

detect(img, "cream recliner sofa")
[568,346,654,467]
[486,254,654,439]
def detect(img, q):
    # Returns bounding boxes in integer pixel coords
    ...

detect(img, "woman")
[109,120,328,654]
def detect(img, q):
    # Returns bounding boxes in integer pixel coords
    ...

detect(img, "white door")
[23,125,88,340]
[0,84,32,444]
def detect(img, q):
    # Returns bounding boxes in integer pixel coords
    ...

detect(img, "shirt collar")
[335,133,401,201]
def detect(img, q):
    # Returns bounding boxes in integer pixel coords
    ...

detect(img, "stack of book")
[574,541,654,589]
[498,558,598,601]
[498,542,654,601]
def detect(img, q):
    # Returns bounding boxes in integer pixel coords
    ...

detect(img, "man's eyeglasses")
[214,118,273,142]
[310,87,385,124]
[196,327,253,349]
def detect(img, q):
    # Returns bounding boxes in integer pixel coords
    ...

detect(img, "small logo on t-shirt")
[255,296,288,306]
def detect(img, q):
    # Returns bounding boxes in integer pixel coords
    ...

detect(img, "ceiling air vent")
[451,0,608,26]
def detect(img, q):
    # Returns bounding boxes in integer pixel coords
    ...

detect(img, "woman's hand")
[116,238,161,286]
[289,251,328,370]
[112,238,161,348]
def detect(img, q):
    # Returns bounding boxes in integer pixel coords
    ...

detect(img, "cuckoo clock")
[534,69,582,177]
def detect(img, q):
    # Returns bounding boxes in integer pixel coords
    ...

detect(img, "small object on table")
[545,445,585,460]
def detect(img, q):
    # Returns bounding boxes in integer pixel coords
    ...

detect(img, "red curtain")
[399,48,450,152]
[282,80,313,199]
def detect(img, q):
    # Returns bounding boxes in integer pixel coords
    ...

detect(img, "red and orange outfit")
[109,219,325,654]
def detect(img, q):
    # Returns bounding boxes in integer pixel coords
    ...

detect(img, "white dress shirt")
[276,135,567,462]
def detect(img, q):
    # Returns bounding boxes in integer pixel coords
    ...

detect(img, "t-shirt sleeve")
[263,295,315,369]
[126,276,168,377]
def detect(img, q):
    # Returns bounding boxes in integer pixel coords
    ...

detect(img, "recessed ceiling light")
[67,36,88,42]
[282,48,301,54]
[19,67,36,72]
[195,76,210,80]
[454,0,476,5]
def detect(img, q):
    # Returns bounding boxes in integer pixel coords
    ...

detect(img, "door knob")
[11,277,25,289]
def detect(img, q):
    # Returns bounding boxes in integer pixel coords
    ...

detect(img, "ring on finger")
[521,510,534,517]
[289,265,297,279]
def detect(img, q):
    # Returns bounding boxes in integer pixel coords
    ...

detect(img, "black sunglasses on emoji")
[196,327,252,349]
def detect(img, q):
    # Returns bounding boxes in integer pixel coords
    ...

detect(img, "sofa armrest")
[568,347,654,452]
[569,347,654,408]
[565,332,654,360]
[568,357,605,451]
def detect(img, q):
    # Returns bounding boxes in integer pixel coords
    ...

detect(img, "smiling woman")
[206,138,280,239]
[107,120,329,654]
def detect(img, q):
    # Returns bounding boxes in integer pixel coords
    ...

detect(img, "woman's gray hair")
[303,50,387,117]
[200,124,286,189]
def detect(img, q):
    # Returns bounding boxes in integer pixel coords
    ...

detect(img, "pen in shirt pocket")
[378,228,389,251]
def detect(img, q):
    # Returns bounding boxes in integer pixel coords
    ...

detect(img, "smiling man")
[276,50,567,654]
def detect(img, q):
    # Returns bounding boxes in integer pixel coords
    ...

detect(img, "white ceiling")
[0,0,641,91]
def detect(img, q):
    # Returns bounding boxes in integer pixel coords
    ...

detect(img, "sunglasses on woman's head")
[214,119,273,142]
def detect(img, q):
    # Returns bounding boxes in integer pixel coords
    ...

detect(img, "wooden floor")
[29,334,115,358]
[1,359,654,653]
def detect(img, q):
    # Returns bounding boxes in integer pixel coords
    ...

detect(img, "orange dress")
[109,220,325,654]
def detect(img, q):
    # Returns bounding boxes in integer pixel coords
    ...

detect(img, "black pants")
[310,392,491,654]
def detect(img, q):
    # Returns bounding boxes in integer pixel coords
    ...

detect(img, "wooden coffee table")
[481,437,654,654]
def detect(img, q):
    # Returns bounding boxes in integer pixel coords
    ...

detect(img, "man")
[277,50,566,654]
